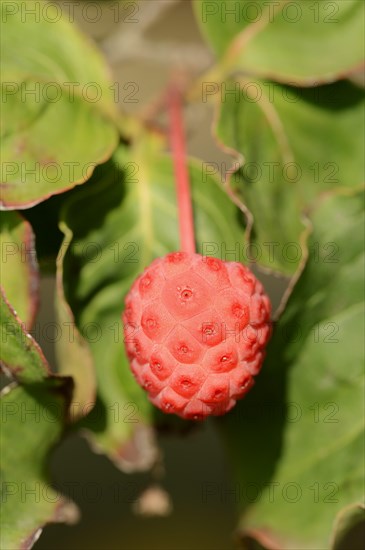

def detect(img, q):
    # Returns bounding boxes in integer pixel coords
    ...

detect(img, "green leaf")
[0,211,39,326]
[0,0,118,209]
[194,0,263,56]
[215,79,365,276]
[54,239,96,421]
[217,191,364,549]
[0,383,77,550]
[194,0,365,84]
[0,289,48,384]
[0,287,76,549]
[59,132,246,470]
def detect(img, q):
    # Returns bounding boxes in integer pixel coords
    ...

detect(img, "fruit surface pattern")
[123,251,272,420]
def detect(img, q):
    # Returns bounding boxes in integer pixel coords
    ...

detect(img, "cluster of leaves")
[1,1,364,548]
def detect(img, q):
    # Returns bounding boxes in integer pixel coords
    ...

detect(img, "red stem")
[169,86,196,254]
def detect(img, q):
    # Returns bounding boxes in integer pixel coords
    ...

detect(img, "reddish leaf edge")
[17,490,79,550]
[0,286,75,419]
[0,130,119,211]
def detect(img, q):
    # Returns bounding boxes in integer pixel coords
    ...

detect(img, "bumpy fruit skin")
[123,252,271,420]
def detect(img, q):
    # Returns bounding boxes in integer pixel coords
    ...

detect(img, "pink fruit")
[123,252,271,420]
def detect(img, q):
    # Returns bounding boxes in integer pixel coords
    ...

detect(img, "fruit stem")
[169,85,196,254]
